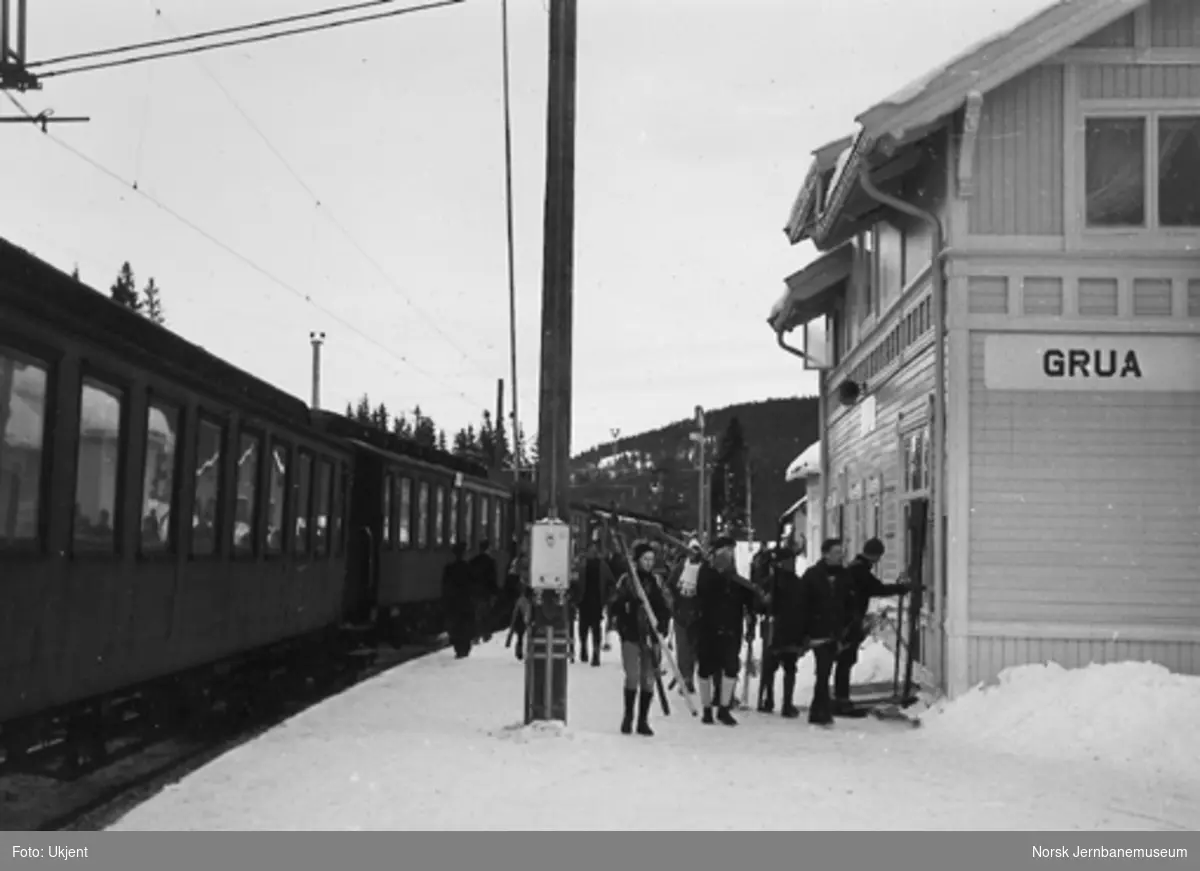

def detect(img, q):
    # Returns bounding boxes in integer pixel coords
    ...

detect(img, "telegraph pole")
[309,331,325,410]
[525,0,577,725]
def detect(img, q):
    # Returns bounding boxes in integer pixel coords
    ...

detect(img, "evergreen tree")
[110,262,142,312]
[478,411,498,466]
[412,406,437,448]
[372,402,390,432]
[495,413,511,468]
[452,428,472,456]
[345,402,354,419]
[437,429,448,452]
[71,265,81,281]
[142,278,166,324]
[354,395,372,425]
[392,413,413,438]
[716,417,749,539]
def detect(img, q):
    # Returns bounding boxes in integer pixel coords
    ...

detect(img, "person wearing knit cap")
[665,537,705,696]
[610,541,672,736]
[695,535,759,726]
[835,537,915,716]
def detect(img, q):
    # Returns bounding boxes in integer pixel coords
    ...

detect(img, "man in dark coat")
[696,536,759,726]
[469,539,499,642]
[835,537,913,715]
[577,534,616,666]
[759,545,806,717]
[443,541,477,658]
[610,542,672,736]
[798,538,852,726]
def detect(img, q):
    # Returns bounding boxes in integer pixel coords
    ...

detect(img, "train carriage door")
[343,454,383,623]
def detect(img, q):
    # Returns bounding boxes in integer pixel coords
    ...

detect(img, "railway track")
[1,638,447,831]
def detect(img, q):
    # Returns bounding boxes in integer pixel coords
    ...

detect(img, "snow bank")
[923,660,1200,784]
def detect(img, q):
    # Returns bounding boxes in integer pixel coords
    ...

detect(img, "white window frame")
[1072,98,1200,248]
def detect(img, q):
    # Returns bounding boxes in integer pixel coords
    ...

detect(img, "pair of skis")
[613,533,700,718]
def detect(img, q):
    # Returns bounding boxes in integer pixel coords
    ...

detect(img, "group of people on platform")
[441,527,918,739]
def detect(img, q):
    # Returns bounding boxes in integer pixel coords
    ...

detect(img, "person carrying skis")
[760,544,807,717]
[696,536,759,726]
[835,537,914,715]
[442,541,477,659]
[577,532,616,666]
[610,542,672,736]
[798,538,852,726]
[666,538,704,695]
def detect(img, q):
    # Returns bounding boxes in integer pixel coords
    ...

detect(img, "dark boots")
[621,689,636,734]
[637,690,654,736]
[781,671,799,718]
[621,689,654,736]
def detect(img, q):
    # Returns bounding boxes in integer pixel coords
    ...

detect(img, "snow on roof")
[923,659,1200,786]
[785,440,820,482]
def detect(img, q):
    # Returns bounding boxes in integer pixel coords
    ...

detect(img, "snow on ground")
[109,636,1200,831]
[922,660,1200,785]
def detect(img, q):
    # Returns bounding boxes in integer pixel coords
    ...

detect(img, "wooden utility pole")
[525,0,577,725]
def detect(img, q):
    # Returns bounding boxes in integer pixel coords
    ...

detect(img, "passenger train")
[0,237,673,766]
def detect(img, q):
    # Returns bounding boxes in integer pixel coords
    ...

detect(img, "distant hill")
[570,396,820,537]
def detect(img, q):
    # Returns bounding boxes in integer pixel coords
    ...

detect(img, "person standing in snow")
[759,544,807,717]
[835,537,915,715]
[696,536,759,726]
[442,541,477,658]
[469,539,499,642]
[666,538,704,696]
[577,533,616,666]
[798,538,852,725]
[611,542,672,736]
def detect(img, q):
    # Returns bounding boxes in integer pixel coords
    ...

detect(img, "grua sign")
[983,334,1200,392]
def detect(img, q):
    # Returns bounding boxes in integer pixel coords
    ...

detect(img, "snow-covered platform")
[110,636,1200,830]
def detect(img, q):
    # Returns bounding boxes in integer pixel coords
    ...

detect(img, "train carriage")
[0,239,353,741]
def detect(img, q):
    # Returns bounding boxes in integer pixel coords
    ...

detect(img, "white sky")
[4,0,1049,451]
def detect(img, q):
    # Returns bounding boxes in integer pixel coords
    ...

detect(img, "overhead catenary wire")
[35,0,465,79]
[29,0,410,68]
[147,5,496,378]
[4,92,490,415]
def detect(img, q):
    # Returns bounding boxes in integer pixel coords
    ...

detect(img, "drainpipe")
[857,160,947,677]
[775,330,829,547]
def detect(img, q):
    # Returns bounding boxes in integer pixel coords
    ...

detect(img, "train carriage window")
[0,348,48,548]
[332,463,346,557]
[398,477,412,547]
[140,400,180,554]
[191,418,225,557]
[434,486,446,547]
[382,474,393,548]
[494,501,504,549]
[294,451,313,557]
[314,460,333,558]
[265,442,288,554]
[480,495,490,544]
[449,488,459,545]
[233,431,261,556]
[417,481,429,548]
[74,378,125,552]
[464,492,475,546]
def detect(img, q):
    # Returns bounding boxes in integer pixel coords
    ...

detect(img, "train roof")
[312,410,495,481]
[0,237,312,427]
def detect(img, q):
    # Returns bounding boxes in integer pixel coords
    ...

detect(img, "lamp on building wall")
[837,379,864,406]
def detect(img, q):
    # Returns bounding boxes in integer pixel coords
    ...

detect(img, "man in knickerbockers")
[696,536,758,726]
[610,542,672,736]
[798,538,852,726]
[834,537,915,716]
[759,543,806,717]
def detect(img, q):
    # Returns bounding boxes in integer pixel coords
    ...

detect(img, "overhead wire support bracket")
[0,108,88,131]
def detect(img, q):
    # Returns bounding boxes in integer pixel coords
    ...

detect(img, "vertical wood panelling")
[1133,278,1174,317]
[1079,64,1200,98]
[967,332,1200,627]
[968,635,1200,686]
[1078,277,1119,316]
[1149,0,1200,47]
[970,66,1064,236]
[968,276,1009,314]
[1022,277,1064,316]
